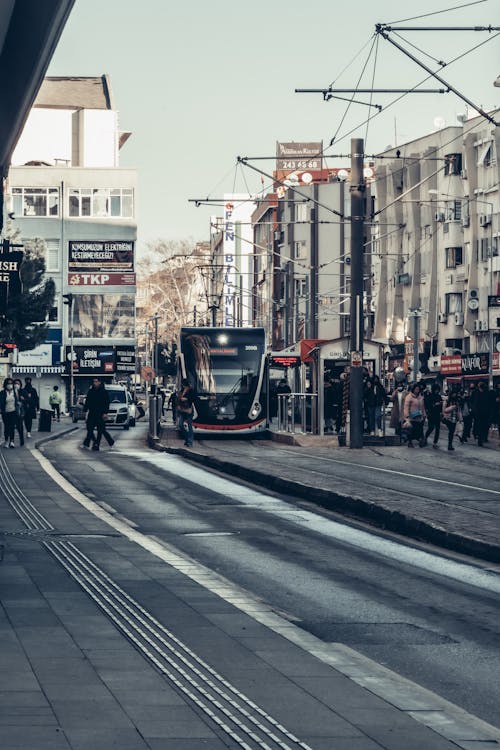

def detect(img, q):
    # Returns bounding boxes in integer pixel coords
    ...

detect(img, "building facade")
[372,115,499,383]
[6,76,137,409]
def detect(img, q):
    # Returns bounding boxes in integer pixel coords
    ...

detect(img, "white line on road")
[276,448,500,496]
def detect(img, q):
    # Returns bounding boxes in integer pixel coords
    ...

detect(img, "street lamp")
[62,293,74,412]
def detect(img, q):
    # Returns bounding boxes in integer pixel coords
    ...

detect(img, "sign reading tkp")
[68,272,136,286]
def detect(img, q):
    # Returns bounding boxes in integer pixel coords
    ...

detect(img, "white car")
[104,385,137,429]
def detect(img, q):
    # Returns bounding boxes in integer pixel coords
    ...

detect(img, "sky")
[46,0,499,253]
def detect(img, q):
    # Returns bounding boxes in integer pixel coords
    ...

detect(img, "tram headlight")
[249,402,262,419]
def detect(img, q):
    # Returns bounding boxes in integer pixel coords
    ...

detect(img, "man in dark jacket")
[21,377,39,437]
[423,382,443,447]
[82,378,114,451]
[475,381,491,447]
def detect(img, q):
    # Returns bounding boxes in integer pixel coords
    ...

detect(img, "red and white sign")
[68,272,136,287]
[440,355,462,375]
[493,352,500,374]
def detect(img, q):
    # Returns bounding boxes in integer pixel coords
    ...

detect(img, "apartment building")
[7,76,137,408]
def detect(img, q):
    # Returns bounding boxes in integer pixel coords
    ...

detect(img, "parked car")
[104,385,137,429]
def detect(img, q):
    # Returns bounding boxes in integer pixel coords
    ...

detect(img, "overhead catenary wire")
[386,0,488,25]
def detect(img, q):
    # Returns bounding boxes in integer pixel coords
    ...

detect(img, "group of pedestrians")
[0,376,39,448]
[390,379,499,451]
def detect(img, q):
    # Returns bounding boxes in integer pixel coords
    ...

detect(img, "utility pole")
[62,294,74,412]
[408,309,421,383]
[349,138,365,449]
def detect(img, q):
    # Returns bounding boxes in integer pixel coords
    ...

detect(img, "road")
[42,424,500,730]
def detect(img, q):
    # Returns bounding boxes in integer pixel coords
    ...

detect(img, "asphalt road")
[43,424,500,730]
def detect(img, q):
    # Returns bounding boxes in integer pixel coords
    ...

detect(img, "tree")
[0,237,55,351]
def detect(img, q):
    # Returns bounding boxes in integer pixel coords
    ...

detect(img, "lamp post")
[62,294,74,412]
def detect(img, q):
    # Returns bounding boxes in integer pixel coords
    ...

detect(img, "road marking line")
[31,447,500,747]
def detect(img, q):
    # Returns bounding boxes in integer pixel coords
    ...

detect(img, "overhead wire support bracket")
[321,91,383,111]
[296,87,447,94]
[375,23,500,126]
[377,25,500,32]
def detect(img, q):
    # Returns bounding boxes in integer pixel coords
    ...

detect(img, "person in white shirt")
[0,378,21,448]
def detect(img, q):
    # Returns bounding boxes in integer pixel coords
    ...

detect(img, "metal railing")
[277,393,317,434]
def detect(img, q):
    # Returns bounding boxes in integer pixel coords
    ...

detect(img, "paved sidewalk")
[156,421,500,564]
[1,421,499,748]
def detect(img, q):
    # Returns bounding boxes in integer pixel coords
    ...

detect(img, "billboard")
[276,141,323,172]
[115,346,136,374]
[0,251,23,316]
[72,294,135,339]
[68,241,134,272]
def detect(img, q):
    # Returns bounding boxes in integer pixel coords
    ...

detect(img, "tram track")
[0,451,313,750]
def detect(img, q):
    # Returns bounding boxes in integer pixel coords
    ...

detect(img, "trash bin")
[38,409,52,432]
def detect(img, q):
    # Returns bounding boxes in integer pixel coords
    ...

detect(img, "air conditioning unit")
[461,215,470,227]
[473,320,482,331]
[479,214,491,227]
[428,356,441,371]
[435,212,446,223]
[454,312,464,325]
[460,169,468,179]
[445,274,453,285]
[442,348,456,356]
[438,312,448,323]
[479,319,489,331]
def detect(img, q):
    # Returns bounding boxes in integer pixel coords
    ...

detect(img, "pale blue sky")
[47,0,499,251]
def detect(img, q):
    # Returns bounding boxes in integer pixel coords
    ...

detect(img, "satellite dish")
[363,167,374,178]
[301,172,313,184]
[337,169,349,181]
[433,116,446,129]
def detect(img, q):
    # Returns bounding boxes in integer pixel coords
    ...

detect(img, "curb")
[151,440,500,564]
[34,425,80,449]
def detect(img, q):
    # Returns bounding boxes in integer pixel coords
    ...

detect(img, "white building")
[372,115,499,384]
[7,75,137,409]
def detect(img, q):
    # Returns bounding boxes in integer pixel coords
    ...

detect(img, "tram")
[178,327,267,435]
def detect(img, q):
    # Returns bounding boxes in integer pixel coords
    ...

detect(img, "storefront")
[64,345,136,398]
[440,352,491,388]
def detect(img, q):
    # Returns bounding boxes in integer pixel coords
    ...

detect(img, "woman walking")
[442,393,462,451]
[403,383,426,448]
[0,378,22,448]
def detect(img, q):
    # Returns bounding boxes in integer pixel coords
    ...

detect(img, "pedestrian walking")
[423,382,443,448]
[460,384,474,443]
[442,393,462,451]
[167,390,178,423]
[403,383,426,447]
[20,376,39,438]
[177,378,194,447]
[0,378,22,448]
[82,377,114,451]
[389,383,408,438]
[49,385,62,422]
[372,375,387,436]
[13,379,25,446]
[475,380,492,447]
[323,378,335,433]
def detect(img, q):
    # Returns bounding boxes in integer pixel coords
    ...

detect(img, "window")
[445,247,463,269]
[294,278,307,297]
[294,240,304,259]
[48,305,59,323]
[12,188,59,217]
[444,153,462,176]
[295,203,308,222]
[445,293,463,314]
[480,237,491,261]
[68,188,134,218]
[45,240,60,272]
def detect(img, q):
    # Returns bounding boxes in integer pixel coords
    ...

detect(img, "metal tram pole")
[349,138,365,449]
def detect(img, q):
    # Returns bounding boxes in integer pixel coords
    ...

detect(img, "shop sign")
[68,272,136,286]
[0,251,23,316]
[0,343,16,362]
[351,351,362,367]
[17,344,53,367]
[441,355,462,375]
[270,354,300,368]
[68,241,134,272]
[66,346,115,375]
[488,296,500,307]
[115,346,136,374]
[461,352,489,376]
